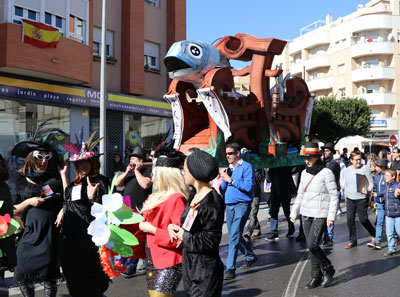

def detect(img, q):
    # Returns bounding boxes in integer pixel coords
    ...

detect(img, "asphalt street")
[9,200,400,297]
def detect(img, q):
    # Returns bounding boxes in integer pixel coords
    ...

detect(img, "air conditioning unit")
[351,32,358,38]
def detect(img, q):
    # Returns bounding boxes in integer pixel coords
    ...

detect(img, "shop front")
[0,74,172,177]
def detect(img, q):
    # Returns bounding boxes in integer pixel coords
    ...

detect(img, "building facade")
[0,0,186,176]
[278,0,400,152]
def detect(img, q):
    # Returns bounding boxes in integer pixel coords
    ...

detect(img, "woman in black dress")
[11,140,66,297]
[169,150,225,297]
[59,137,110,297]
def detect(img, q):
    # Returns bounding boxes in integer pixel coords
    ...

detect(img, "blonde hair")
[141,166,189,212]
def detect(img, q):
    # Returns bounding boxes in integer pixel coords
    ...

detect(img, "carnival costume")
[10,122,65,297]
[142,148,188,297]
[180,150,225,297]
[60,132,110,297]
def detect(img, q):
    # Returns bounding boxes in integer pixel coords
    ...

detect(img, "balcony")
[289,63,302,75]
[350,14,392,33]
[370,117,397,131]
[306,77,332,92]
[351,42,393,58]
[305,54,330,71]
[288,30,330,55]
[0,23,92,85]
[352,67,394,82]
[355,93,395,106]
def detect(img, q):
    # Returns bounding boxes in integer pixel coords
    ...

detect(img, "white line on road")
[281,254,309,297]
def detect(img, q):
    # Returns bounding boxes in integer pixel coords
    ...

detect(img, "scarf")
[306,159,325,176]
[25,171,54,184]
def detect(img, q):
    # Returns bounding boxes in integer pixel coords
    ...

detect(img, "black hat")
[11,140,58,159]
[321,142,335,152]
[375,158,388,168]
[186,150,219,183]
[155,151,186,168]
[300,142,320,157]
[130,146,145,159]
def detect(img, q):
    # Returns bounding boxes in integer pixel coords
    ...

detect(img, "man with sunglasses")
[220,142,257,280]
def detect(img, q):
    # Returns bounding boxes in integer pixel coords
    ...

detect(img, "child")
[370,158,388,250]
[384,169,400,256]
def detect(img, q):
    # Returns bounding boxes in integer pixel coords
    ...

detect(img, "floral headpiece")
[61,130,104,162]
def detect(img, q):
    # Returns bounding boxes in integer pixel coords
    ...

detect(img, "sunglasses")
[33,151,53,160]
[225,152,236,156]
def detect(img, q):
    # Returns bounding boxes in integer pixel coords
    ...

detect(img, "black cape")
[11,173,63,282]
[60,174,110,297]
[181,189,225,297]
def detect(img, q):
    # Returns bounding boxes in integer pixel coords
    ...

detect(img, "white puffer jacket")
[290,168,338,222]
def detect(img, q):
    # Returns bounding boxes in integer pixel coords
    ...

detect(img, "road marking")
[281,254,309,297]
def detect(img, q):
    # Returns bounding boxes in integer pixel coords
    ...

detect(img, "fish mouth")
[164,56,192,72]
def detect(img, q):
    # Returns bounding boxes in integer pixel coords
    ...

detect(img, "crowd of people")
[0,132,399,296]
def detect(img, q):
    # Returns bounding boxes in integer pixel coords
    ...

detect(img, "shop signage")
[0,76,172,117]
[370,119,387,127]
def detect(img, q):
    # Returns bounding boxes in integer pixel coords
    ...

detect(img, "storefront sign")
[370,119,387,127]
[0,76,172,117]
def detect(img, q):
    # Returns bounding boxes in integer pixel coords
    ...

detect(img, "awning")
[375,142,390,147]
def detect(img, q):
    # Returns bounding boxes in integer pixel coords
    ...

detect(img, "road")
[10,200,400,297]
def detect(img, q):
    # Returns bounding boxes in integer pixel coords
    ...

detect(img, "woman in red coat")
[139,150,189,297]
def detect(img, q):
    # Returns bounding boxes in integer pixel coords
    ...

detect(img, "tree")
[309,96,371,144]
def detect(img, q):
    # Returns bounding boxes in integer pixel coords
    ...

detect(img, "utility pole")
[99,0,107,175]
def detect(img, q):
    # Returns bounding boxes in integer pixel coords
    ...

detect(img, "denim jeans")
[226,202,256,270]
[375,203,385,243]
[385,216,400,252]
[337,191,342,212]
[303,216,333,278]
[247,196,261,234]
[346,198,375,243]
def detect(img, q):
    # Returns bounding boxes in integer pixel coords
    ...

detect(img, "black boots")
[321,267,335,287]
[304,277,321,289]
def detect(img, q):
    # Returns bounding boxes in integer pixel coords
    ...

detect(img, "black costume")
[181,189,225,297]
[60,174,110,297]
[11,173,63,282]
[123,167,152,209]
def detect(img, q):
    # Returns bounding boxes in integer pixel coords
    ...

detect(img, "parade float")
[163,33,313,168]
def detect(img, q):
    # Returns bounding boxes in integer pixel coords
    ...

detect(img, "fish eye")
[187,43,203,59]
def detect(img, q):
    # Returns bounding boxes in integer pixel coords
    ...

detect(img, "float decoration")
[87,174,144,278]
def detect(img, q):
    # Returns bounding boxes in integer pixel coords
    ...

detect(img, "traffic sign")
[390,135,397,146]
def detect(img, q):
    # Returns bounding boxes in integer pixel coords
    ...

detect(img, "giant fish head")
[164,40,229,85]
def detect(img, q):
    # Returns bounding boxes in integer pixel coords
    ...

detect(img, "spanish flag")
[22,19,61,48]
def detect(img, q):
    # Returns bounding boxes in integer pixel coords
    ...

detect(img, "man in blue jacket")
[220,142,257,280]
[371,158,388,250]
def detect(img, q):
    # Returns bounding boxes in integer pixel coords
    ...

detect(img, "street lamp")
[99,0,107,175]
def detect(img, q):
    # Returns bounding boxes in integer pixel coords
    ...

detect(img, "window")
[312,72,318,80]
[56,16,62,28]
[338,64,345,76]
[45,12,52,25]
[144,41,160,71]
[15,6,23,17]
[145,0,160,7]
[92,28,114,57]
[339,88,346,98]
[28,10,37,21]
[69,15,86,43]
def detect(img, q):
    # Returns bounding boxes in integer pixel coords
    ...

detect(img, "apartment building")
[0,0,185,175]
[281,0,400,152]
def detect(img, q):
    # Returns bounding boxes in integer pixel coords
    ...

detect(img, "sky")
[187,0,371,44]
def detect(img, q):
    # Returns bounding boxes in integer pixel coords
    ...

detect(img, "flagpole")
[99,0,107,175]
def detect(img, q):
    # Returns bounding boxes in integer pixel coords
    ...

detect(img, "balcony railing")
[351,42,393,58]
[306,76,332,92]
[355,92,395,105]
[289,63,302,75]
[352,67,394,82]
[305,54,330,71]
[350,14,392,33]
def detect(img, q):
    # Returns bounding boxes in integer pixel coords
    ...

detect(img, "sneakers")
[367,241,376,248]
[374,242,382,250]
[121,267,137,278]
[336,210,342,216]
[243,232,251,242]
[265,233,279,241]
[345,242,357,249]
[322,240,333,247]
[223,269,235,280]
[240,256,258,269]
[384,250,396,257]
